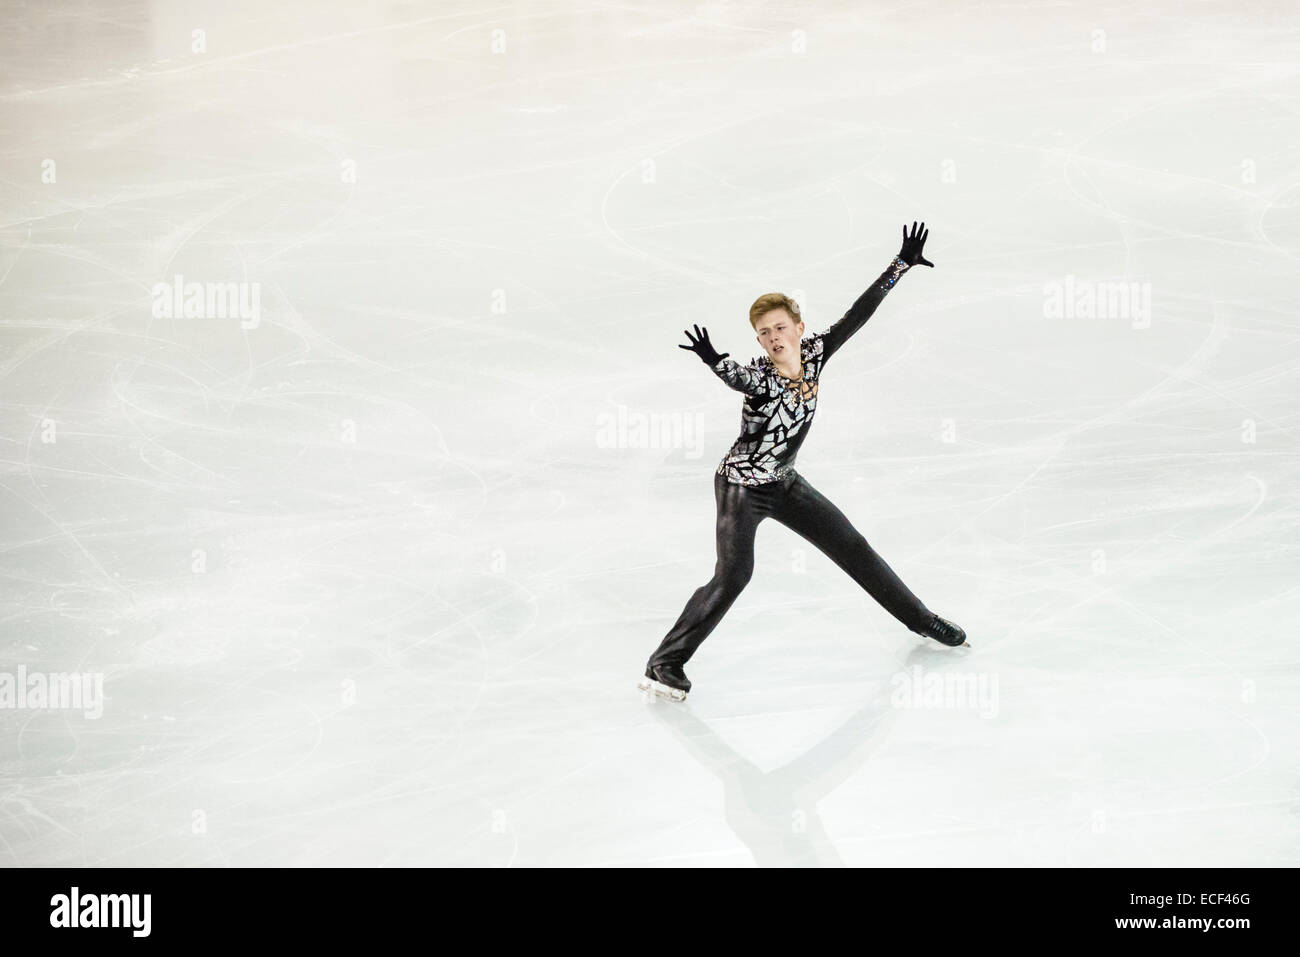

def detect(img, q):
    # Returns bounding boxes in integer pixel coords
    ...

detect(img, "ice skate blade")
[914,634,971,649]
[637,676,687,702]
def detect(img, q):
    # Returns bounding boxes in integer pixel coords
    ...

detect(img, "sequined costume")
[712,256,911,486]
[647,255,932,677]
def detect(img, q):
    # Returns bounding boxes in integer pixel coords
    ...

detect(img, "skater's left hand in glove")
[898,221,934,268]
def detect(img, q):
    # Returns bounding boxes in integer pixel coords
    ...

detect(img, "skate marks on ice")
[635,645,964,866]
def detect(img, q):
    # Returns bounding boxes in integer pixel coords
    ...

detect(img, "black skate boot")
[637,662,690,701]
[913,613,970,648]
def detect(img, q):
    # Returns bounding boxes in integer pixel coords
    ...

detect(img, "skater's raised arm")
[819,221,934,366]
[679,323,770,396]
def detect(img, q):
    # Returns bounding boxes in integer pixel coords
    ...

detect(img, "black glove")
[678,323,730,366]
[898,220,934,268]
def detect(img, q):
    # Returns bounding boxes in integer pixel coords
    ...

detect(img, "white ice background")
[0,0,1298,866]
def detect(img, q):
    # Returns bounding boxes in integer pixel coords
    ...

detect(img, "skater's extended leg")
[647,474,779,671]
[772,473,932,632]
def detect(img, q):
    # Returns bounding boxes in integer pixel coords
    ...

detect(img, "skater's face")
[754,308,804,363]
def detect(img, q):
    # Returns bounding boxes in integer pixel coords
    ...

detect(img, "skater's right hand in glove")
[679,323,730,367]
[898,220,934,268]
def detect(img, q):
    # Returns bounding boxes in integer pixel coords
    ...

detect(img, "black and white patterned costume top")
[711,256,912,486]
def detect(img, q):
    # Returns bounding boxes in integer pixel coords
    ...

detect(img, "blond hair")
[748,292,802,330]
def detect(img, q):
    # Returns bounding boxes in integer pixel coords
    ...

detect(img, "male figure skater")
[639,222,967,702]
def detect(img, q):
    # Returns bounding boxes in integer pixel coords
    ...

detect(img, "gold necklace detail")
[774,358,803,382]
[769,352,813,399]
[777,365,814,401]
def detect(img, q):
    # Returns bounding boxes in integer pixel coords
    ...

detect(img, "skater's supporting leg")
[772,473,932,632]
[647,473,780,670]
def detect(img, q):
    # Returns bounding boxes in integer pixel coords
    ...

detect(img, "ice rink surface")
[1,0,1298,866]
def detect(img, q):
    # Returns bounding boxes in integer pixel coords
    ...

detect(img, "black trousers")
[648,470,933,670]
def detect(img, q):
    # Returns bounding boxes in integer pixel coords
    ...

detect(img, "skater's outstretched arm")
[819,221,933,366]
[679,323,774,397]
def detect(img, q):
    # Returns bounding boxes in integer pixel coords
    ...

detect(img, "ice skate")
[913,613,970,647]
[637,663,690,702]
